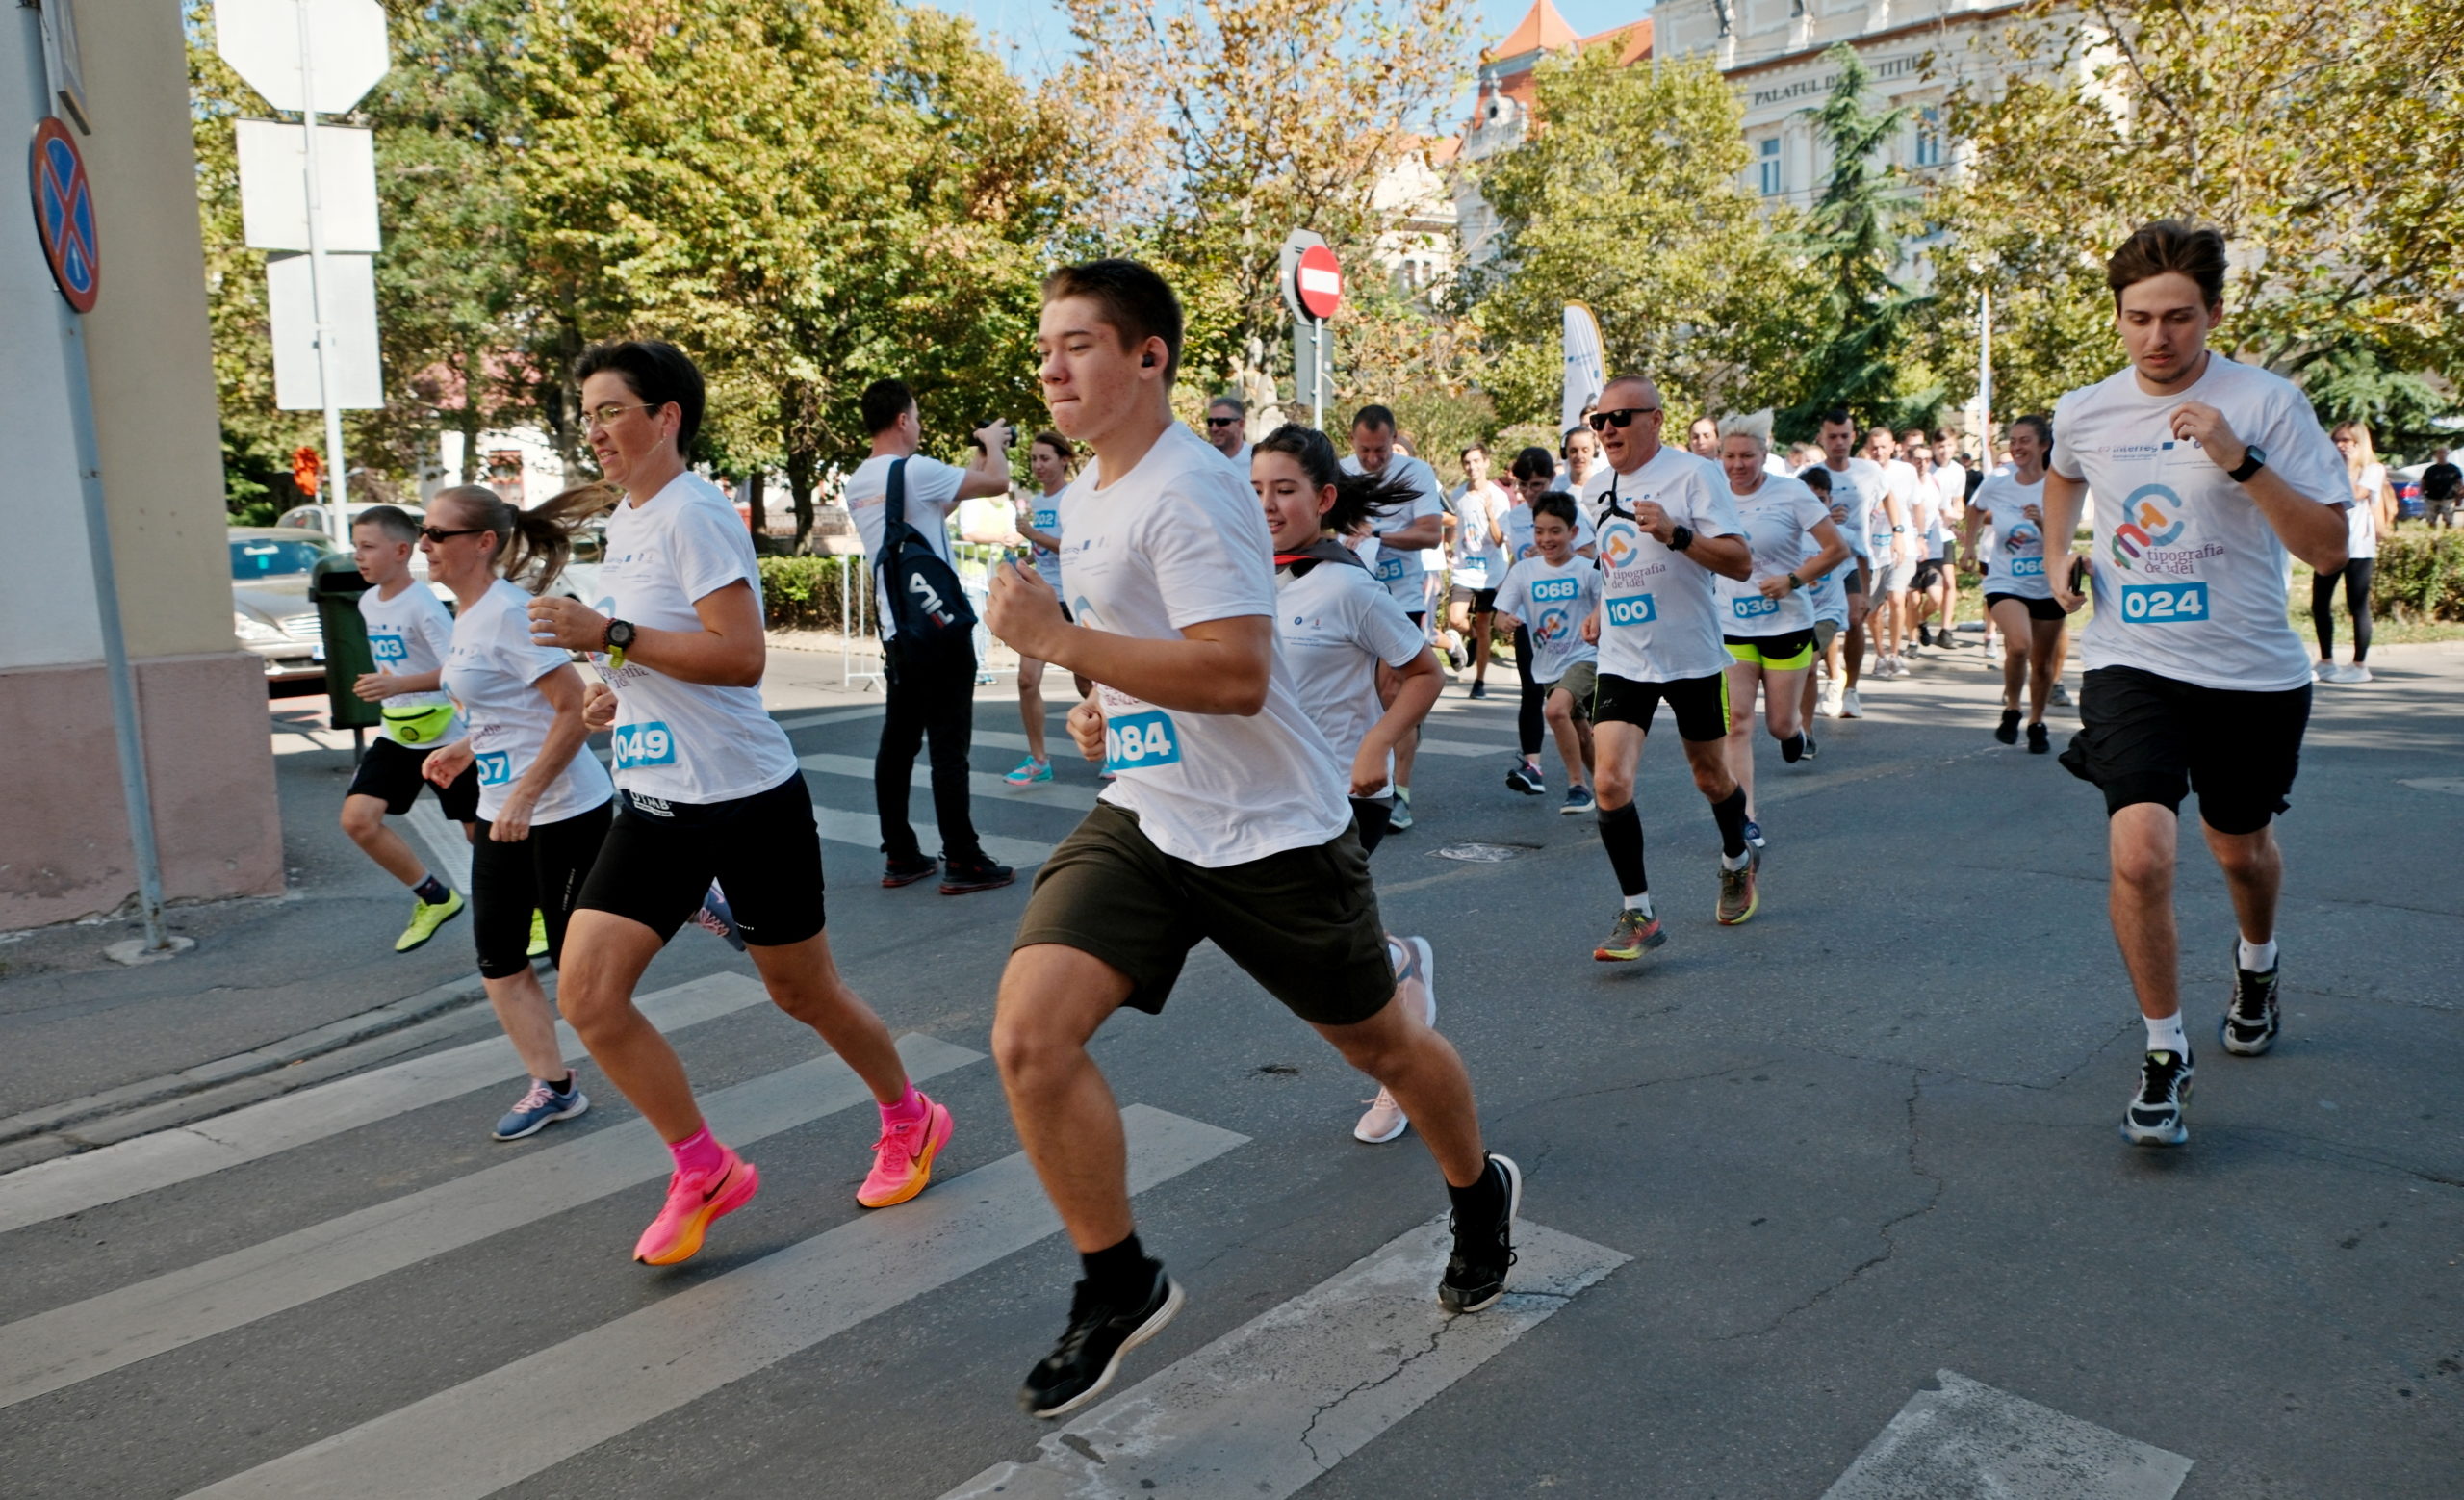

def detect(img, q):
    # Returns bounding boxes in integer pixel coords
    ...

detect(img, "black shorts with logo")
[575,772,826,945]
[2060,665,2311,835]
[1592,670,1731,743]
[346,736,480,821]
[1984,591,2068,624]
[1013,802,1395,1026]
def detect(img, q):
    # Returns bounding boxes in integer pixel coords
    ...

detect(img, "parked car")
[274,502,425,539]
[2389,463,2429,521]
[230,528,335,685]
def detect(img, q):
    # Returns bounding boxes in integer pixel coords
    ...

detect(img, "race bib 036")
[1103,709,1182,773]
[1732,594,1780,621]
[1604,593,1657,628]
[610,720,678,767]
[2119,582,2209,623]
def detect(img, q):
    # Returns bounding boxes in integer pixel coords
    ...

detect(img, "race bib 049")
[1103,709,1182,773]
[1732,593,1781,621]
[610,720,678,767]
[1604,593,1657,628]
[2119,582,2209,623]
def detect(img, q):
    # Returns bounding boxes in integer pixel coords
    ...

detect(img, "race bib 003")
[475,750,513,787]
[368,632,407,663]
[1103,709,1182,773]
[1732,593,1781,621]
[1604,593,1657,628]
[610,720,678,767]
[2119,582,2208,623]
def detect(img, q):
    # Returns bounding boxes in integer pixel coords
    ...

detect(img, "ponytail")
[1253,423,1419,537]
[428,482,615,595]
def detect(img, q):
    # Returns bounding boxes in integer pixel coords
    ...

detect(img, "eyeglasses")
[1587,406,1659,431]
[584,401,662,430]
[1205,416,1241,427]
[419,525,488,545]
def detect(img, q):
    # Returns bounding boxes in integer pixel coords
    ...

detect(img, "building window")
[1914,107,1945,168]
[1758,137,1783,197]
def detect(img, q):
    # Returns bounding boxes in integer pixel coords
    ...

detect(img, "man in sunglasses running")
[1203,395,1251,472]
[1577,376,1758,957]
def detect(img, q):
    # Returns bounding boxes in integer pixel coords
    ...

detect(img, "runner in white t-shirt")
[1444,444,1512,699]
[415,483,613,1142]
[2313,422,2395,683]
[984,261,1516,1419]
[2040,221,2351,1150]
[1500,446,1599,795]
[1929,431,1970,649]
[342,506,477,954]
[1493,493,1603,813]
[1813,412,1894,717]
[526,340,953,1265]
[1008,430,1088,784]
[1963,415,2067,752]
[1576,375,1759,952]
[1902,427,1956,655]
[1340,407,1445,830]
[1793,465,1852,738]
[1868,427,1922,677]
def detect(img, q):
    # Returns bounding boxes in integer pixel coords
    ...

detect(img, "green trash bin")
[310,556,382,750]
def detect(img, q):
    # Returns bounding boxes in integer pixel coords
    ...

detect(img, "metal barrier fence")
[838,542,1020,691]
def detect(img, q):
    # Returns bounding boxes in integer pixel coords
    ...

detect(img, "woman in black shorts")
[1962,414,2067,753]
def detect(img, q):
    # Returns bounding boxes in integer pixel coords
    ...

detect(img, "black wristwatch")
[1784,571,1805,592]
[1669,524,1696,553]
[603,618,636,652]
[2227,445,2268,484]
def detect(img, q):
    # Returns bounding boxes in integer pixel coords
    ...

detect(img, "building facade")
[5,2,282,929]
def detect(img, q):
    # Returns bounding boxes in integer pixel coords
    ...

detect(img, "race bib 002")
[1732,593,1781,621]
[610,720,678,768]
[2119,582,2209,623]
[1103,709,1182,773]
[475,750,513,787]
[1604,593,1657,628]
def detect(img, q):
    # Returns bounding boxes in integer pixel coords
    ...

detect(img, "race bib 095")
[610,720,678,767]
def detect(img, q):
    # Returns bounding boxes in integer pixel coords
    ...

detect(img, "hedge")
[2371,529,2464,622]
[758,556,874,634]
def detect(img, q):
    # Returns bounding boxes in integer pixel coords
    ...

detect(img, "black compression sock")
[411,874,449,905]
[1598,802,1648,897]
[1080,1233,1158,1305]
[1447,1157,1504,1220]
[1709,786,1751,858]
[1779,733,1806,763]
[546,1073,576,1095]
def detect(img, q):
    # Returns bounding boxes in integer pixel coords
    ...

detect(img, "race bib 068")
[1103,709,1182,773]
[1529,576,1579,604]
[2119,582,2208,623]
[1732,594,1780,621]
[1604,593,1657,628]
[610,720,678,767]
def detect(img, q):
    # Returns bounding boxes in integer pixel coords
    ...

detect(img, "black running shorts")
[469,800,612,979]
[346,736,479,821]
[1591,670,1731,742]
[2060,665,2311,835]
[1984,591,2067,624]
[1349,795,1394,857]
[1013,802,1395,1026]
[575,773,826,945]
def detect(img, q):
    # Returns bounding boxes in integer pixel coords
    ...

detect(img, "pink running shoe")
[858,1094,954,1208]
[633,1149,760,1266]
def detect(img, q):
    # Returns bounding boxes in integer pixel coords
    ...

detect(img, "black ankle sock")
[1080,1233,1157,1304]
[546,1072,575,1095]
[1447,1157,1503,1220]
[1598,802,1648,897]
[1709,786,1751,859]
[1779,733,1806,763]
[411,874,449,905]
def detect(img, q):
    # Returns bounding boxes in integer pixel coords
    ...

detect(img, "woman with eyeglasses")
[416,483,616,1141]
[526,340,953,1266]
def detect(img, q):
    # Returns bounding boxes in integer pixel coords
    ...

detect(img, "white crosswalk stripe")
[944,1215,1627,1500]
[0,1035,984,1409]
[177,1106,1247,1500]
[1821,1370,2193,1499]
[0,972,768,1236]
[808,802,1055,870]
[797,750,1097,813]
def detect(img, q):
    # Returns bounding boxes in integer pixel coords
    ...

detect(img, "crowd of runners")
[321,219,2362,1417]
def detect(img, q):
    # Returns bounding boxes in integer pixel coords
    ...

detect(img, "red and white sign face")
[1296,245,1342,321]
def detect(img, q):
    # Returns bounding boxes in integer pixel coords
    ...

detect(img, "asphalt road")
[1,638,2457,1499]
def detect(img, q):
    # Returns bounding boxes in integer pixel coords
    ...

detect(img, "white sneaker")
[1356,937,1437,1144]
[2348,662,2374,682]
[2051,681,2074,707]
[1817,682,1845,718]
[1840,687,1864,718]
[2316,661,2349,684]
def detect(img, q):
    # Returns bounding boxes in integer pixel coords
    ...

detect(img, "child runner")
[984,260,1516,1419]
[1501,446,1599,796]
[1962,414,2066,752]
[1794,464,1846,750]
[1008,429,1083,784]
[416,483,614,1141]
[342,504,479,954]
[1493,493,1603,815]
[526,340,954,1264]
[1444,443,1511,699]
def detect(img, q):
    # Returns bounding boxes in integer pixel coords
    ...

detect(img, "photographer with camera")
[845,377,1017,894]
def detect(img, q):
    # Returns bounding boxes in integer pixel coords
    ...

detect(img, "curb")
[0,973,490,1148]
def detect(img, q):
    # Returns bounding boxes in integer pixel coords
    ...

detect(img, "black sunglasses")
[1587,406,1659,431]
[419,525,488,545]
[1205,416,1242,427]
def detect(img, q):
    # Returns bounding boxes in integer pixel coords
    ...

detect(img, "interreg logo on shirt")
[1604,593,1657,627]
[1732,594,1781,621]
[368,632,407,662]
[610,720,678,768]
[475,750,513,787]
[1104,710,1182,773]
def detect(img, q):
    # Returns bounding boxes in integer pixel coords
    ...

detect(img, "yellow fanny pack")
[381,704,456,745]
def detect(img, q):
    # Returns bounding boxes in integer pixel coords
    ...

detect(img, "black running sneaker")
[1504,760,1544,795]
[1800,734,1818,761]
[1438,1153,1522,1313]
[882,854,938,889]
[2120,1048,2194,1148]
[2026,721,2050,755]
[938,857,1015,895]
[1019,1267,1184,1419]
[1995,709,2021,745]
[2221,955,2281,1056]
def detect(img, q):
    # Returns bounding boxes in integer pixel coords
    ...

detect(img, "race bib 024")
[2119,582,2208,623]
[610,720,678,768]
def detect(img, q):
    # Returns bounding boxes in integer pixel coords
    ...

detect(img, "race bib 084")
[1103,709,1182,773]
[610,720,678,767]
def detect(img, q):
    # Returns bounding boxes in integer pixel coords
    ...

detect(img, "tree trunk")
[455,347,483,484]
[745,468,769,546]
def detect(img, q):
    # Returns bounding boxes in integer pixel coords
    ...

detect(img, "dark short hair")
[1351,404,1398,436]
[1560,426,1592,455]
[1510,445,1556,482]
[2108,220,2228,307]
[350,504,420,544]
[572,340,706,452]
[1209,394,1245,416]
[1817,409,1855,431]
[1531,492,1579,529]
[1460,442,1488,462]
[1042,258,1184,382]
[861,378,915,437]
[2010,413,2054,453]
[1797,464,1833,494]
[1255,423,1415,535]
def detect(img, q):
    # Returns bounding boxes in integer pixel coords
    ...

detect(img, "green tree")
[1464,47,1809,429]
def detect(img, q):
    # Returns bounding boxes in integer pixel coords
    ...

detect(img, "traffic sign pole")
[295,0,350,541]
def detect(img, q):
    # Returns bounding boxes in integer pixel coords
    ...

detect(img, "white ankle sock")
[1721,848,1752,871]
[2144,1011,2188,1055]
[1622,892,1653,917]
[2238,937,2277,972]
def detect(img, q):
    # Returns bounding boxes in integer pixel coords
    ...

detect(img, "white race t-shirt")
[1447,480,1510,588]
[1716,475,1832,637]
[1342,453,1444,608]
[444,580,613,824]
[1970,470,2053,600]
[2348,461,2385,560]
[1028,484,1069,593]
[1580,447,1745,684]
[1062,424,1349,866]
[1822,457,1890,559]
[1933,462,1969,540]
[845,453,964,641]
[1275,555,1426,795]
[2050,353,2348,692]
[1502,501,1597,563]
[356,580,458,738]
[590,473,798,804]
[1494,554,1602,685]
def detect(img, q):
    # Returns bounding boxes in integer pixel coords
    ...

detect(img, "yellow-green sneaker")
[526,909,549,960]
[396,889,466,953]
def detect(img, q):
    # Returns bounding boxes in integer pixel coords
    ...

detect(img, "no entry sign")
[1295,245,1343,322]
[29,117,98,313]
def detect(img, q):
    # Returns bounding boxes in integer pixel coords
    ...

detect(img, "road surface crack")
[1295,1289,1575,1468]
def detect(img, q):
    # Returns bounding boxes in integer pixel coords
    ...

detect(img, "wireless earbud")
[1142,353,1155,368]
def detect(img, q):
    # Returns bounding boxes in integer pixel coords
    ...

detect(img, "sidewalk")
[0,646,887,1166]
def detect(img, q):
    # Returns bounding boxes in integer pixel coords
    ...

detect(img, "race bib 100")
[2119,582,2208,623]
[610,720,678,767]
[2009,556,2045,577]
[1604,593,1657,628]
[1732,593,1781,621]
[368,632,407,663]
[1103,710,1182,773]
[475,750,513,787]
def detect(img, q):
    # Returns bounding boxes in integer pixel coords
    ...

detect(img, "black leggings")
[878,635,985,865]
[470,800,613,979]
[2311,557,2374,661]
[1513,623,1544,758]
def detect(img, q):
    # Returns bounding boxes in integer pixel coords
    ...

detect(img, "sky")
[957,0,1657,95]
